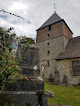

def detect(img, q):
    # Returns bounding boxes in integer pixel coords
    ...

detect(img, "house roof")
[36,12,73,34]
[56,36,80,60]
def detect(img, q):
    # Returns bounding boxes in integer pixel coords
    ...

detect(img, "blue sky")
[0,0,80,38]
[11,43,18,49]
[0,15,8,19]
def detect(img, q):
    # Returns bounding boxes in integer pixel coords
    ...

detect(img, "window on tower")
[48,34,49,36]
[48,25,51,31]
[47,50,50,55]
[47,61,50,67]
[47,43,49,45]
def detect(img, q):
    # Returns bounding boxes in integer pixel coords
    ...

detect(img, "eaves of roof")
[36,19,73,34]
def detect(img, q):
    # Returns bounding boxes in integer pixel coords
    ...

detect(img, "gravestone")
[20,45,40,77]
[63,75,68,84]
[0,45,48,106]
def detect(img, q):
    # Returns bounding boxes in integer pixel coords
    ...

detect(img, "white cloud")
[9,1,28,11]
[0,0,80,38]
[9,1,29,17]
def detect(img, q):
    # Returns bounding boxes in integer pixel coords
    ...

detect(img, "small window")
[47,43,49,45]
[48,25,51,31]
[47,61,50,67]
[48,34,49,36]
[47,50,50,55]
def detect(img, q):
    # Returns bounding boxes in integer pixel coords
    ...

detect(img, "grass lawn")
[45,83,80,106]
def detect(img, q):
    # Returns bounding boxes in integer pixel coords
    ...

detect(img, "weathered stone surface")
[63,75,68,84]
[5,79,44,91]
[42,94,48,106]
[37,35,68,79]
[56,58,80,85]
[45,90,54,97]
[0,93,38,106]
[0,91,48,106]
[0,81,48,106]
[20,45,40,77]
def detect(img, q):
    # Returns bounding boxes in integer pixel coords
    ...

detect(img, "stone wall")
[36,19,72,79]
[5,79,44,91]
[0,93,48,106]
[0,79,47,106]
[37,36,68,79]
[56,58,80,85]
[0,93,38,106]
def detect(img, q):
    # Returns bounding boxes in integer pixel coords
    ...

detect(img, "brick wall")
[36,21,72,43]
[36,21,63,43]
[63,22,72,39]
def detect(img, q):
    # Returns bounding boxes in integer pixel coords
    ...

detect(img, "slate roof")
[56,36,80,60]
[39,13,62,29]
[36,13,73,34]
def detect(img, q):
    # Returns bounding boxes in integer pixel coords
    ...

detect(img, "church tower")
[36,12,73,79]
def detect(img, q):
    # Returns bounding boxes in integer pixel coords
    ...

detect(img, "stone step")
[45,90,54,97]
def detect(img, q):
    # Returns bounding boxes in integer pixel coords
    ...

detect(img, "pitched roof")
[38,13,62,29]
[56,36,80,60]
[36,13,73,34]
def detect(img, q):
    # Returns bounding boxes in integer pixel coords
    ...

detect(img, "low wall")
[5,79,44,91]
[0,79,48,106]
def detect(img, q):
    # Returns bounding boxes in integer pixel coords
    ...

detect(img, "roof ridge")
[37,12,62,30]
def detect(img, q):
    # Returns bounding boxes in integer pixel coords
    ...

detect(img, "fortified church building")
[36,12,80,85]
